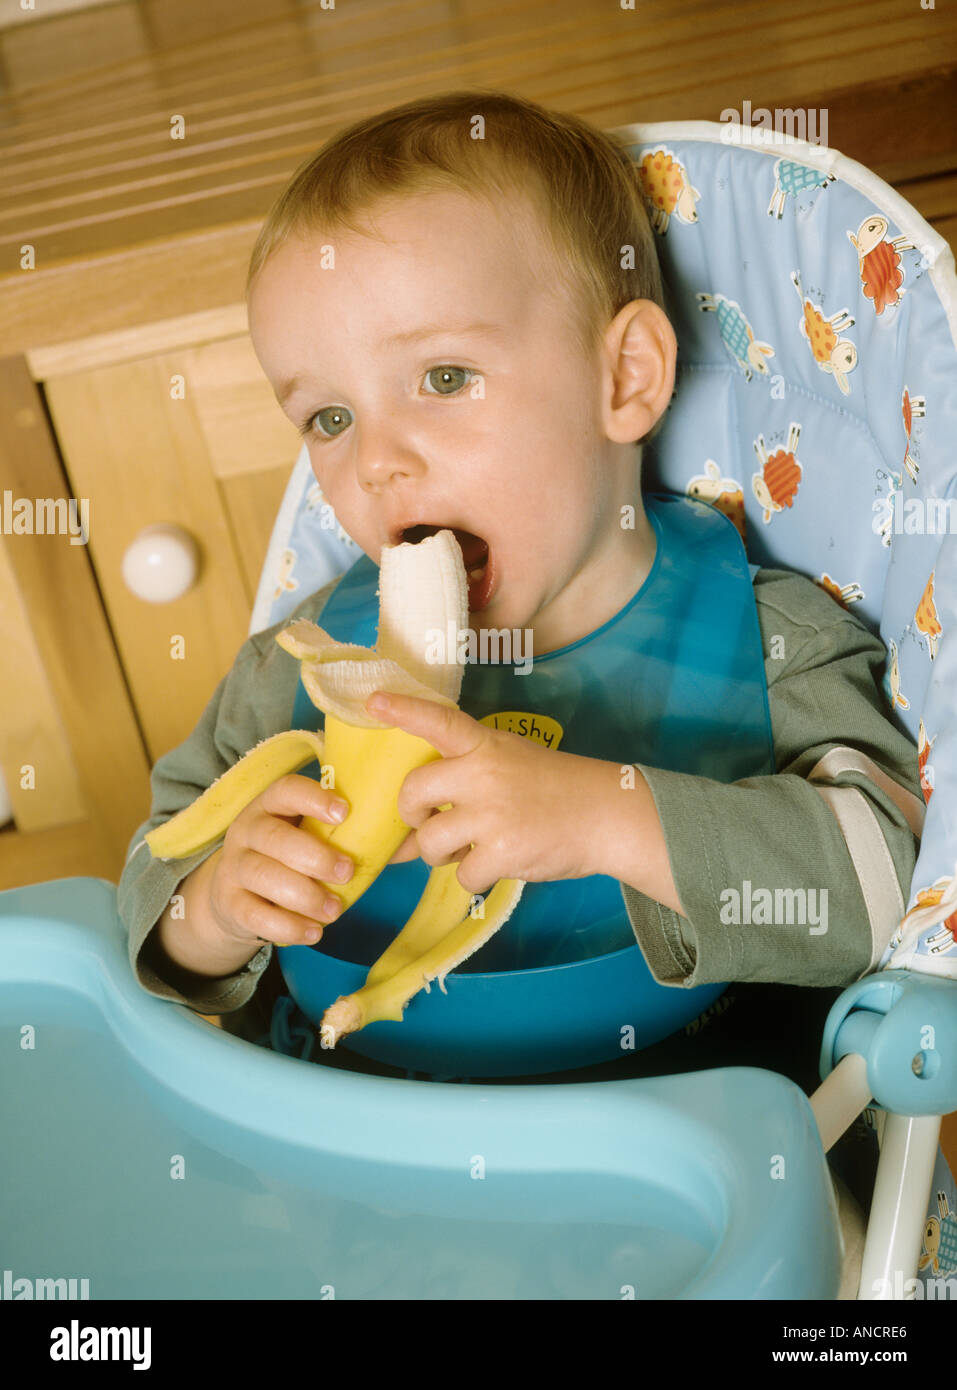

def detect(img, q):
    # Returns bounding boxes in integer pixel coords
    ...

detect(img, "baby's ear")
[604,301,676,446]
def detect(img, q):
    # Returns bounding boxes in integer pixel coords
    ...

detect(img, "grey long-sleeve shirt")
[118,566,925,1017]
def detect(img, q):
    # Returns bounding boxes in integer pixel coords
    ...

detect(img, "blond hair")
[245,89,664,362]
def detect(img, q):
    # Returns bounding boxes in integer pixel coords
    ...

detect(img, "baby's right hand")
[206,774,354,949]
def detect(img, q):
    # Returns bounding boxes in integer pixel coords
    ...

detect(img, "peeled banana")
[144,528,531,1042]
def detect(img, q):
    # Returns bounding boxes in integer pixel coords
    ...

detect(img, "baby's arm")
[146,848,246,979]
[120,578,341,1015]
[572,760,684,916]
[145,766,352,982]
[608,568,923,990]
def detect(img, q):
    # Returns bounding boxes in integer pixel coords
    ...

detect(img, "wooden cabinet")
[42,331,293,765]
[0,355,153,883]
[0,320,299,889]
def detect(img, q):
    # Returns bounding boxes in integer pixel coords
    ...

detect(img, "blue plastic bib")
[284,493,773,987]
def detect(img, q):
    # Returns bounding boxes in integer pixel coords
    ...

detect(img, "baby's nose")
[356,435,426,491]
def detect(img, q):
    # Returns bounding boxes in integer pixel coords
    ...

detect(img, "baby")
[120,92,922,1097]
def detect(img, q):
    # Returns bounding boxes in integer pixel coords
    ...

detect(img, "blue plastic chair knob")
[821,970,957,1115]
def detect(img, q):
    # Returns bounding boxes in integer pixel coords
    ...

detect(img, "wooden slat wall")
[1,0,955,358]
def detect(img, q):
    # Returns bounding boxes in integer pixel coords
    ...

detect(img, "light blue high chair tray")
[0,878,843,1299]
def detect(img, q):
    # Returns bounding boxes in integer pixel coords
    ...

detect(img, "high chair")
[2,121,956,1301]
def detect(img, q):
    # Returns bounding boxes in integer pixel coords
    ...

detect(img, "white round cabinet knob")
[122,524,199,603]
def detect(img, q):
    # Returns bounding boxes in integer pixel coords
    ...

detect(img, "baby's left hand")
[366,691,604,895]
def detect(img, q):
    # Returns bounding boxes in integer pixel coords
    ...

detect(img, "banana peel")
[144,528,535,1043]
[144,729,327,861]
[320,874,525,1046]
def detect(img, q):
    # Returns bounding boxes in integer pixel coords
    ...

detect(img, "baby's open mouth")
[400,523,493,610]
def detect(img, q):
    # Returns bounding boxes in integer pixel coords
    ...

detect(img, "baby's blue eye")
[424,366,472,394]
[307,406,352,439]
[300,367,472,440]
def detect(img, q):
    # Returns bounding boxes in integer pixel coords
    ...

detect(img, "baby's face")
[249,187,629,640]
